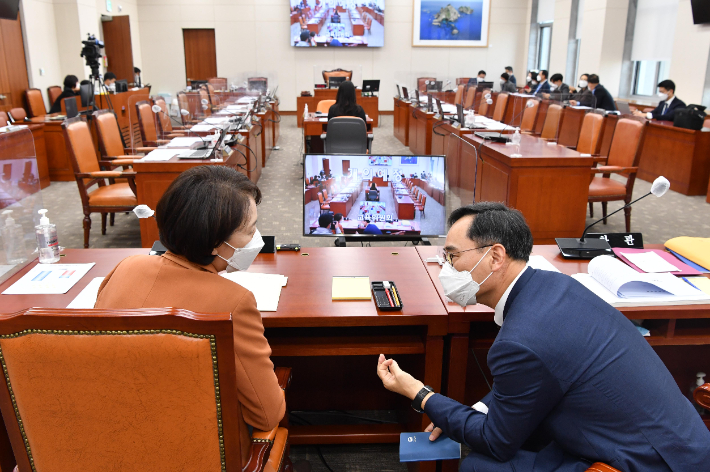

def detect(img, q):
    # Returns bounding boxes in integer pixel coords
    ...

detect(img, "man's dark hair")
[334,213,343,222]
[505,66,513,72]
[156,166,262,265]
[300,30,310,41]
[319,213,333,228]
[134,67,141,73]
[309,31,316,38]
[501,73,510,81]
[478,70,486,77]
[448,202,533,262]
[588,74,600,84]
[63,75,79,89]
[657,79,675,92]
[104,72,117,81]
[539,70,548,79]
[550,73,563,83]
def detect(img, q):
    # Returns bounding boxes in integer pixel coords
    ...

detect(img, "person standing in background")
[505,66,516,86]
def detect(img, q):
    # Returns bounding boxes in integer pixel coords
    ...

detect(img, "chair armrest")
[245,426,289,472]
[88,171,124,178]
[694,382,710,410]
[100,159,135,166]
[275,367,292,392]
[129,147,157,154]
[586,463,621,472]
[593,155,607,164]
[592,166,638,174]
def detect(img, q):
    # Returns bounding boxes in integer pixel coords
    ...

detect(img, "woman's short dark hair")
[448,202,533,262]
[156,166,262,265]
[63,75,79,89]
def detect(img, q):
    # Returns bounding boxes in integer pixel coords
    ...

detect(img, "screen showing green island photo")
[413,0,489,47]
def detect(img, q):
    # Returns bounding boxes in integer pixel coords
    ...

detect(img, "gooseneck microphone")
[556,176,670,258]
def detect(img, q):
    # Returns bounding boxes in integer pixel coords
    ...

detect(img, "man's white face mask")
[438,247,493,307]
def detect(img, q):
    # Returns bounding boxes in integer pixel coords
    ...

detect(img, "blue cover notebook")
[399,432,461,462]
[667,249,710,273]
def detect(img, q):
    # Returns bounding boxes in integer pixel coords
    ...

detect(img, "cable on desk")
[234,141,258,171]
[265,107,282,124]
[432,119,450,136]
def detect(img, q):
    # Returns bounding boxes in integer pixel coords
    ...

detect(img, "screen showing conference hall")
[304,154,446,237]
[290,1,385,48]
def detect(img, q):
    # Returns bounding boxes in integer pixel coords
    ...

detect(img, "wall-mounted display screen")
[290,1,385,48]
[304,154,446,238]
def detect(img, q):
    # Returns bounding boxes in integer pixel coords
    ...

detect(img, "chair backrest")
[463,87,476,109]
[323,189,329,200]
[0,307,243,472]
[417,77,435,93]
[540,104,563,140]
[322,69,353,84]
[0,111,8,127]
[492,93,508,122]
[318,192,325,204]
[136,100,158,143]
[478,98,489,117]
[248,77,268,92]
[317,100,336,114]
[47,86,62,107]
[62,117,100,200]
[704,115,710,129]
[576,113,604,155]
[8,108,27,122]
[368,190,377,199]
[208,77,228,91]
[93,109,125,158]
[520,99,539,132]
[24,89,46,117]
[153,96,173,135]
[607,118,644,169]
[325,117,368,154]
[177,93,192,125]
[456,78,471,86]
[454,85,464,105]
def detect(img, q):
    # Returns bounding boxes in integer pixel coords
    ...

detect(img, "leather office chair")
[366,189,379,201]
[463,87,476,110]
[153,96,187,138]
[456,77,472,86]
[62,117,138,248]
[248,77,268,92]
[317,191,330,214]
[586,464,621,472]
[694,381,710,410]
[492,93,508,122]
[92,109,149,167]
[322,68,353,84]
[8,108,27,123]
[414,194,426,217]
[364,16,372,34]
[324,117,372,154]
[417,77,436,94]
[23,89,46,117]
[0,307,293,472]
[454,85,464,105]
[704,115,710,129]
[575,113,604,155]
[208,77,228,91]
[540,104,563,140]
[316,99,336,114]
[520,99,539,133]
[588,118,645,230]
[477,97,489,117]
[47,85,62,108]
[199,87,213,116]
[177,92,200,126]
[135,100,172,147]
[0,111,8,127]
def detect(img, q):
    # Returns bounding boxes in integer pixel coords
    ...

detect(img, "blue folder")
[399,432,461,462]
[667,249,710,273]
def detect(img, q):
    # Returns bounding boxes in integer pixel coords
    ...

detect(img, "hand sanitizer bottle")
[304,104,309,119]
[35,209,60,263]
[690,372,707,414]
[1,210,26,264]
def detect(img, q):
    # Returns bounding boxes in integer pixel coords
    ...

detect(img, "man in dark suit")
[499,73,517,93]
[505,66,516,86]
[377,202,710,472]
[545,73,570,100]
[587,74,616,111]
[532,70,551,96]
[634,79,685,121]
[48,75,79,114]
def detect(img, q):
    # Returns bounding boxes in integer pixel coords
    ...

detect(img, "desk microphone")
[555,176,670,259]
[487,99,536,144]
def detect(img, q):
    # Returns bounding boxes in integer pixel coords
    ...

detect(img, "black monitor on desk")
[79,83,93,108]
[402,86,409,99]
[328,77,346,89]
[477,81,494,89]
[362,80,380,94]
[115,80,128,93]
[191,80,207,89]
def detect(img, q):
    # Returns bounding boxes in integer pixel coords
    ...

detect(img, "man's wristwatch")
[411,385,434,413]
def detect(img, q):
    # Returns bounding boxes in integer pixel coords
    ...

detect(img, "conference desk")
[297,89,379,127]
[302,114,373,153]
[408,106,437,155]
[393,97,410,146]
[0,246,448,462]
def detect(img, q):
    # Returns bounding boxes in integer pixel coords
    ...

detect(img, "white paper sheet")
[190,124,218,132]
[528,256,560,272]
[138,149,181,161]
[220,272,288,311]
[203,117,231,124]
[66,277,105,308]
[2,263,95,295]
[165,137,205,149]
[621,251,680,273]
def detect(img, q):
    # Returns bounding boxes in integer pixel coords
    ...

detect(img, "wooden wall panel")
[183,29,217,83]
[0,14,29,112]
[101,15,134,83]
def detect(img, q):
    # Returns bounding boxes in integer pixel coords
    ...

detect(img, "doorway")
[183,29,217,84]
[101,15,134,83]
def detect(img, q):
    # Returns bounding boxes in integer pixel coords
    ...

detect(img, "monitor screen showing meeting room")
[304,154,446,237]
[290,1,385,48]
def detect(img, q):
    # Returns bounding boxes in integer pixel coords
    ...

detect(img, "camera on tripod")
[80,33,104,76]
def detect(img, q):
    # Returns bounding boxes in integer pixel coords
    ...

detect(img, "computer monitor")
[435,98,443,116]
[328,77,346,89]
[427,94,433,112]
[402,86,409,99]
[426,81,443,92]
[191,80,207,89]
[79,83,93,108]
[303,154,447,238]
[396,84,401,98]
[456,103,465,126]
[362,80,380,93]
[414,89,421,104]
[477,81,494,89]
[64,97,78,118]
[115,79,128,93]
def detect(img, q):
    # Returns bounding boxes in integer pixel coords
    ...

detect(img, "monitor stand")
[335,236,432,247]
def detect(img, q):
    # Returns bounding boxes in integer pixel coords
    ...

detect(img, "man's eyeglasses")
[442,245,493,265]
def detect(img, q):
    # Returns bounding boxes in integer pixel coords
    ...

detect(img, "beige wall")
[548,0,571,78]
[669,0,710,105]
[21,0,63,108]
[136,0,530,111]
[95,0,144,75]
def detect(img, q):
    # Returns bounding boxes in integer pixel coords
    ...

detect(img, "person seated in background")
[359,218,382,235]
[499,73,517,93]
[48,74,79,114]
[103,72,117,92]
[133,67,142,87]
[296,30,314,47]
[333,213,344,234]
[587,74,616,111]
[328,80,367,122]
[469,70,487,86]
[327,36,343,46]
[366,181,380,201]
[94,166,286,469]
[505,66,516,86]
[569,73,594,106]
[633,79,685,122]
[544,73,570,100]
[523,70,538,93]
[376,202,710,472]
[312,213,336,234]
[532,70,550,95]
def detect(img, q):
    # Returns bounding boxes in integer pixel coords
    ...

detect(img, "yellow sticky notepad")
[332,276,372,300]
[685,277,710,296]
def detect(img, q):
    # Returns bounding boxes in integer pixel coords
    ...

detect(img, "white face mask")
[657,92,669,101]
[578,80,588,88]
[438,247,492,307]
[500,79,506,86]
[550,84,557,91]
[526,76,532,83]
[537,75,542,82]
[217,228,264,272]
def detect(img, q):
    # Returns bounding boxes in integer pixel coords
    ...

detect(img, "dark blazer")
[650,96,685,121]
[549,83,571,100]
[591,84,616,111]
[533,80,551,95]
[501,81,517,94]
[424,268,710,472]
[328,103,366,123]
[48,88,78,114]
[508,74,517,86]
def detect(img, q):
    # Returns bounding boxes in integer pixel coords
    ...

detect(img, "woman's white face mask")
[217,228,264,272]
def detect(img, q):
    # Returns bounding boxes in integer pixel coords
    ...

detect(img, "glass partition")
[0,127,44,284]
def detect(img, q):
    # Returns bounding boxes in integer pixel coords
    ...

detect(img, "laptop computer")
[616,101,632,114]
[180,129,228,159]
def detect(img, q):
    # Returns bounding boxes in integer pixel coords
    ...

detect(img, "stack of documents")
[190,124,219,132]
[571,256,710,307]
[137,149,182,162]
[665,237,710,272]
[164,137,206,149]
[3,263,95,295]
[612,248,701,276]
[221,272,288,311]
